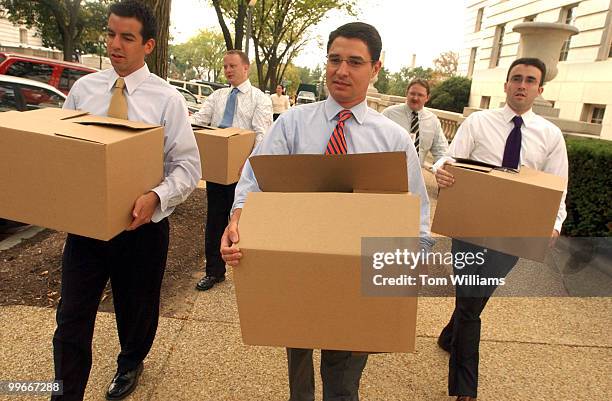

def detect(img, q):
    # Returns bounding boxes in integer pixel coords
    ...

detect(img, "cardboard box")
[233,152,420,353]
[431,162,566,262]
[0,108,163,241]
[193,126,255,185]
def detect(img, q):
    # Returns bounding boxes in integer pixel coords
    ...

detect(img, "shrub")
[563,136,612,237]
[427,76,471,113]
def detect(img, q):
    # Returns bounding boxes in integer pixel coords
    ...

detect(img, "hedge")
[562,136,612,237]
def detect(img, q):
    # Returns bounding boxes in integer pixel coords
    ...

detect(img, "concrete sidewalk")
[0,276,610,400]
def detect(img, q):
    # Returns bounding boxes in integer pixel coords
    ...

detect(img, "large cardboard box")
[431,162,566,262]
[193,126,255,184]
[0,108,163,241]
[233,152,421,353]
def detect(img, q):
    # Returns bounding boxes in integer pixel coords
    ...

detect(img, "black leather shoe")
[195,275,225,291]
[105,362,143,400]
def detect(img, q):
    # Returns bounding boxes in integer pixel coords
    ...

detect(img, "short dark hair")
[506,57,547,87]
[326,22,382,61]
[225,50,250,65]
[109,0,158,42]
[406,79,430,95]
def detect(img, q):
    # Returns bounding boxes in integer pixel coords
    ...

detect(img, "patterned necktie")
[325,109,353,155]
[107,77,128,120]
[502,115,523,169]
[219,87,239,128]
[411,110,420,152]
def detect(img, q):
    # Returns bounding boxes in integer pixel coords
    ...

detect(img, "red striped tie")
[325,109,353,155]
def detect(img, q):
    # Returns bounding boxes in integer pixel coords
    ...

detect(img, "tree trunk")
[212,0,234,50]
[143,0,171,79]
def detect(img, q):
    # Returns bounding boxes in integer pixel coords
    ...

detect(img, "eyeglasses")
[326,55,373,68]
[509,75,539,86]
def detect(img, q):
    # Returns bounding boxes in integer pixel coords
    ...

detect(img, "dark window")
[475,8,484,32]
[6,61,54,84]
[186,83,199,95]
[0,82,19,111]
[59,68,90,91]
[201,86,213,96]
[179,89,197,104]
[18,84,64,110]
[559,5,577,61]
[591,106,606,124]
[0,54,6,64]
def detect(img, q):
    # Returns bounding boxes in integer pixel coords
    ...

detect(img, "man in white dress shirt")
[51,2,201,400]
[192,50,272,291]
[382,79,449,167]
[220,22,432,401]
[433,57,568,401]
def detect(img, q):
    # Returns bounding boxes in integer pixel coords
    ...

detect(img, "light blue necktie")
[219,87,239,128]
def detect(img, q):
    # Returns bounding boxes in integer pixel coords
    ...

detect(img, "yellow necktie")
[107,78,128,119]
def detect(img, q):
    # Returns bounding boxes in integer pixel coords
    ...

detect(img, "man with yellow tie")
[51,1,201,400]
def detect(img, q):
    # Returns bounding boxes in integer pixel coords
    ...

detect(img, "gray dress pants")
[287,348,369,401]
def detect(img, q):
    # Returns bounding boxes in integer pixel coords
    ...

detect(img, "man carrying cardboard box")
[221,22,433,401]
[432,58,568,401]
[192,50,272,292]
[51,1,201,400]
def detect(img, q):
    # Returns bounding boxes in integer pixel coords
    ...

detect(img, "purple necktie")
[502,115,523,169]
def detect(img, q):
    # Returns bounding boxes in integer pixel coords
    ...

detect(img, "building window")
[19,28,28,44]
[490,24,505,68]
[474,8,484,32]
[480,96,491,109]
[609,41,612,58]
[559,4,577,61]
[524,15,537,22]
[467,47,477,78]
[581,104,606,124]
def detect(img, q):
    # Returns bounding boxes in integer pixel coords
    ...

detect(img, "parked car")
[0,52,97,95]
[296,90,316,105]
[175,86,200,115]
[168,79,213,102]
[194,80,229,91]
[0,74,66,112]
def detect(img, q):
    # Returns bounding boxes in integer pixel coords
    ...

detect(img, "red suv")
[0,52,97,95]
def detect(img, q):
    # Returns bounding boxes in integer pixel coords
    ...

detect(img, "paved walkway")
[1,174,611,400]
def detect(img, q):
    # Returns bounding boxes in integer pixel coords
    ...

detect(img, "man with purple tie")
[432,58,568,401]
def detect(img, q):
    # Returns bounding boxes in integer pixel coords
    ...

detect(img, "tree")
[169,29,226,81]
[210,0,356,91]
[433,50,459,77]
[374,66,389,94]
[142,0,171,78]
[210,0,247,50]
[427,76,471,113]
[0,0,109,61]
[387,66,434,96]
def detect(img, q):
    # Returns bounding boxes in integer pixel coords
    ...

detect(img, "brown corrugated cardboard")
[0,108,163,241]
[193,126,255,184]
[233,152,420,353]
[431,162,566,262]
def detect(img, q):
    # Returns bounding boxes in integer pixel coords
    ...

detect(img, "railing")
[367,94,465,141]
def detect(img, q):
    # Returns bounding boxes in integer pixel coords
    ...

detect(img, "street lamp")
[245,0,257,57]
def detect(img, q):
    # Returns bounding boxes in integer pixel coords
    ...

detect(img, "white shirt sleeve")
[151,94,202,216]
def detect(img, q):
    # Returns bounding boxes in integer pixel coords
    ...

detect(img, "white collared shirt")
[434,104,568,232]
[233,96,433,245]
[191,79,273,143]
[382,104,449,166]
[64,63,202,223]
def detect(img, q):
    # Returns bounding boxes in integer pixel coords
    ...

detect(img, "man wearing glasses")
[220,22,433,401]
[382,79,449,167]
[433,57,568,401]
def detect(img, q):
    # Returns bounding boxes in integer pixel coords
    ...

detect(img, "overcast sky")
[170,0,465,73]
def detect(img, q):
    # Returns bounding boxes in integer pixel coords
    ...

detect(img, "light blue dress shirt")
[233,97,433,244]
[64,63,202,222]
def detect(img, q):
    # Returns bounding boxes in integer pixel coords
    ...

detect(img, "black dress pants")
[51,219,169,401]
[204,181,237,277]
[440,239,518,398]
[287,348,369,401]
